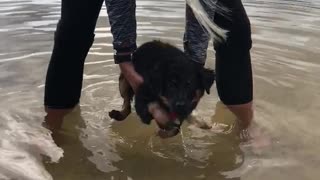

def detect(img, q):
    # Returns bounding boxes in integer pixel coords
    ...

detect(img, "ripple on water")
[0,0,320,180]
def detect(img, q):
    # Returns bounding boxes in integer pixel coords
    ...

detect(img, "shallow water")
[1,0,320,179]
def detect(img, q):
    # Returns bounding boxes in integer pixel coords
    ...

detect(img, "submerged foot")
[43,107,73,132]
[239,124,271,153]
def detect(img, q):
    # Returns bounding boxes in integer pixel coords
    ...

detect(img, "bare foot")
[43,107,73,132]
[239,123,271,153]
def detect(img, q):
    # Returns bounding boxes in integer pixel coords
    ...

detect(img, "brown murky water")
[1,0,320,179]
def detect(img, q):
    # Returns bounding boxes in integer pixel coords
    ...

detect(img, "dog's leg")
[109,73,134,121]
[186,90,212,129]
[134,84,154,124]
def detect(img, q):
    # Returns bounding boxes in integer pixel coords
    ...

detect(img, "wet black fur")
[132,40,215,125]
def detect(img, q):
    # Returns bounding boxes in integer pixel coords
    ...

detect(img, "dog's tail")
[186,0,230,42]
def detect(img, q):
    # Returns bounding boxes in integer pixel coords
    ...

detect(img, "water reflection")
[1,0,320,179]
[44,106,111,179]
[46,102,245,180]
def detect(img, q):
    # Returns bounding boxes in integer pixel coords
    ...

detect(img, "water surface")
[0,0,320,179]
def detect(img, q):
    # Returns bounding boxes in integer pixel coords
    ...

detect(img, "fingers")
[119,62,144,93]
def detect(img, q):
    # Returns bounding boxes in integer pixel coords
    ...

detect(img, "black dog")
[109,40,215,137]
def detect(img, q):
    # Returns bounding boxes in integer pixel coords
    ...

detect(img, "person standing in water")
[44,0,253,134]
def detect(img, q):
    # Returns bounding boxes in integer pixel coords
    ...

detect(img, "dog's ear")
[199,68,215,94]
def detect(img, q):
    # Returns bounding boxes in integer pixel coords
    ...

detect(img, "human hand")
[119,62,143,93]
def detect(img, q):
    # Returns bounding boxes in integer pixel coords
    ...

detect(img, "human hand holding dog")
[119,62,143,93]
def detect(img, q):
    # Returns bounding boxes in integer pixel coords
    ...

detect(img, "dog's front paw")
[109,110,127,121]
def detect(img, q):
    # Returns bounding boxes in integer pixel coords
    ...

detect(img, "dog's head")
[159,60,215,120]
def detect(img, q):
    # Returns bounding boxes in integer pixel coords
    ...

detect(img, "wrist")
[114,53,132,64]
[113,45,136,64]
[119,62,134,76]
